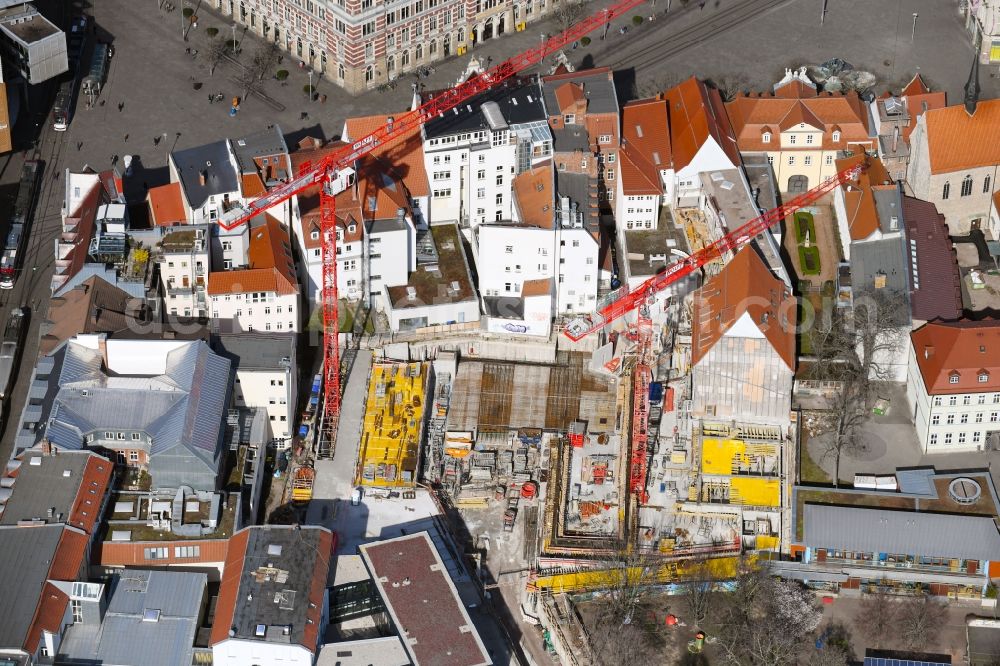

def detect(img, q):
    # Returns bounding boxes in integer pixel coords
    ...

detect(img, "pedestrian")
[111,154,118,166]
[118,101,124,112]
[208,94,214,104]
[153,136,161,146]
[699,1,706,8]
[123,133,129,143]
[77,141,83,151]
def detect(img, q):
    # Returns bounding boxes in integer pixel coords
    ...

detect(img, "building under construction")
[356,361,432,487]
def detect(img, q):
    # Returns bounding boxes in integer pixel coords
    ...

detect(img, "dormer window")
[762,132,771,144]
[979,370,990,383]
[348,224,356,233]
[563,114,575,124]
[832,130,841,142]
[949,372,960,384]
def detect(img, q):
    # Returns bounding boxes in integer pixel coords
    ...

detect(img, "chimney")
[199,170,207,186]
[891,125,899,153]
[97,334,109,366]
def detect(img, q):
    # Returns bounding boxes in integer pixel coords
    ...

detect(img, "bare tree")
[678,552,722,628]
[554,0,586,34]
[635,73,682,99]
[252,41,281,81]
[898,592,946,651]
[712,562,822,666]
[808,288,907,485]
[207,38,230,76]
[854,582,898,648]
[707,73,751,102]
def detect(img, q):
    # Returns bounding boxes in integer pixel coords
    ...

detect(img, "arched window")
[365,66,374,83]
[430,39,437,55]
[401,50,409,67]
[985,175,992,194]
[416,44,422,60]
[338,63,345,79]
[942,181,950,200]
[762,132,771,144]
[961,174,973,197]
[387,55,395,72]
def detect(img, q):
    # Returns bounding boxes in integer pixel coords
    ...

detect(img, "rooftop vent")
[267,543,283,556]
[29,458,41,466]
[948,477,982,504]
[406,286,417,300]
[63,470,71,478]
[450,281,461,292]
[255,624,266,638]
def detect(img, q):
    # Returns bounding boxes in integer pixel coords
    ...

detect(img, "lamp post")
[820,0,828,25]
[309,70,313,101]
[232,23,238,52]
[911,12,918,42]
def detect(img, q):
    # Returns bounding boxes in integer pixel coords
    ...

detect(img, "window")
[976,412,984,423]
[933,396,943,406]
[961,414,969,424]
[563,114,575,124]
[477,187,486,198]
[804,156,812,166]
[477,169,486,180]
[598,134,611,144]
[979,372,990,383]
[131,432,140,441]
[788,156,796,166]
[944,433,953,444]
[606,169,615,180]
[129,451,139,462]
[942,181,950,200]
[495,193,503,205]
[995,393,1000,403]
[806,134,814,144]
[768,156,774,164]
[607,153,616,163]
[72,599,83,623]
[825,155,833,165]
[949,374,960,384]
[961,174,974,197]
[929,433,938,445]
[505,246,513,254]
[144,547,168,560]
[992,412,999,422]
[931,414,940,425]
[979,394,987,404]
[964,395,973,405]
[496,175,503,186]
[117,432,125,440]
[762,132,771,143]
[362,20,375,36]
[949,396,958,406]
[946,414,955,425]
[789,135,797,145]
[832,130,841,142]
[174,546,201,558]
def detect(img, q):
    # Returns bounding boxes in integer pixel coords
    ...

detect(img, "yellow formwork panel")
[753,535,781,552]
[358,362,427,487]
[701,438,744,475]
[531,555,746,593]
[729,477,781,507]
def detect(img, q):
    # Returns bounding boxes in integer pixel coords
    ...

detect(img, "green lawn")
[794,211,815,243]
[799,442,831,485]
[306,300,372,333]
[798,246,822,275]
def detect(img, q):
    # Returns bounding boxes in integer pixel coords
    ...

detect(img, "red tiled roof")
[692,246,796,369]
[241,173,266,198]
[901,73,932,97]
[344,114,428,196]
[835,154,893,241]
[911,320,1000,394]
[49,527,88,581]
[664,77,740,171]
[147,182,187,226]
[901,91,946,143]
[512,163,555,228]
[554,81,585,114]
[68,455,113,535]
[95,538,228,567]
[54,180,102,293]
[903,195,963,322]
[208,215,298,296]
[209,529,249,646]
[620,98,670,196]
[23,583,68,654]
[302,529,333,651]
[289,138,353,250]
[923,99,1000,174]
[726,90,872,152]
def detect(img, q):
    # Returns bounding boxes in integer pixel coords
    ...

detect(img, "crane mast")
[208,0,652,453]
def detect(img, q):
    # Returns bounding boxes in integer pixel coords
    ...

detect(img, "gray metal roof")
[555,171,599,232]
[849,236,912,326]
[54,264,146,299]
[422,80,546,139]
[0,524,64,650]
[895,468,937,497]
[550,126,590,153]
[0,451,102,526]
[803,504,1000,561]
[213,332,294,372]
[232,126,289,177]
[25,340,230,492]
[172,140,240,210]
[316,637,411,666]
[57,570,207,666]
[873,186,903,234]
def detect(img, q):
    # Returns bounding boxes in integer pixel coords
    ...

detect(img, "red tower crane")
[562,162,867,341]
[214,0,651,450]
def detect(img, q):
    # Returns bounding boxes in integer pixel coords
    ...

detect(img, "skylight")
[142,609,160,623]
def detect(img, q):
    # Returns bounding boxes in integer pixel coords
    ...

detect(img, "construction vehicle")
[504,505,518,532]
[291,461,315,504]
[209,0,652,455]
